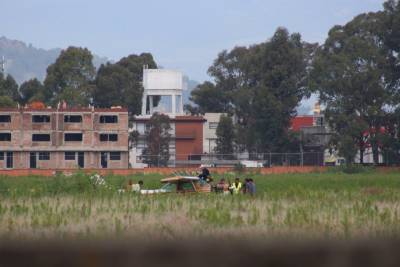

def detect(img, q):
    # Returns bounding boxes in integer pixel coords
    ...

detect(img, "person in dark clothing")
[248,178,256,196]
[198,167,210,181]
[243,178,250,194]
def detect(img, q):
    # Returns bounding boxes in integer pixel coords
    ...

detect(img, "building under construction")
[0,104,129,169]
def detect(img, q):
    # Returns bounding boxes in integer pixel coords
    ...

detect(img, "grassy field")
[1,170,400,240]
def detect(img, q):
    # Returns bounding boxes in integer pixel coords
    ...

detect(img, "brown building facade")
[0,107,129,169]
[131,115,205,167]
[175,116,205,161]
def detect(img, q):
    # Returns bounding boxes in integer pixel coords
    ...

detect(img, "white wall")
[203,113,224,154]
[143,69,183,90]
[129,119,177,168]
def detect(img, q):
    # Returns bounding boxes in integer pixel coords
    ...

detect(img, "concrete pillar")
[141,92,147,115]
[180,94,183,114]
[149,96,153,114]
[172,94,176,116]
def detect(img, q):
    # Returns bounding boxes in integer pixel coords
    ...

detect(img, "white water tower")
[141,68,184,117]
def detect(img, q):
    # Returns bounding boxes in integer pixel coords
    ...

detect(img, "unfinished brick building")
[0,106,129,169]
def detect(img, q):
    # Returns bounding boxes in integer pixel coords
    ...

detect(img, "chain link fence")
[137,152,325,168]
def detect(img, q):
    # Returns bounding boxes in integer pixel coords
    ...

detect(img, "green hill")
[0,36,108,84]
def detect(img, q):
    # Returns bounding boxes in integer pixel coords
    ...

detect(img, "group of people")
[124,167,256,196]
[215,177,256,196]
[198,167,256,196]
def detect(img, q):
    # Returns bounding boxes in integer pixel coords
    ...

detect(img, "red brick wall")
[0,166,327,177]
[0,109,129,169]
[175,120,204,160]
[290,116,314,132]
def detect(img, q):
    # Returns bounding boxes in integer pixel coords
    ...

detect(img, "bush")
[327,164,375,174]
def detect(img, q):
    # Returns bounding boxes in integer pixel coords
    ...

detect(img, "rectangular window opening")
[32,134,51,142]
[100,115,118,124]
[32,115,50,123]
[64,115,82,123]
[0,115,11,123]
[110,152,121,161]
[65,152,76,160]
[209,122,219,129]
[38,152,50,161]
[109,134,118,142]
[64,133,83,142]
[100,133,118,142]
[0,133,11,141]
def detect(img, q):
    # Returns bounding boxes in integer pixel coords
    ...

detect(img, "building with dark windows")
[130,68,205,167]
[0,105,128,169]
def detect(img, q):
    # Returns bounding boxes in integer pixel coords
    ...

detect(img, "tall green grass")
[1,170,400,240]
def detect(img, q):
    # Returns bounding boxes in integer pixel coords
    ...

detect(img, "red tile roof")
[290,116,314,131]
[0,107,128,113]
[134,115,206,122]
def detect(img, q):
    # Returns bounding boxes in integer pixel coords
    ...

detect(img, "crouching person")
[229,178,242,195]
[132,180,144,192]
[126,179,143,193]
[215,178,229,194]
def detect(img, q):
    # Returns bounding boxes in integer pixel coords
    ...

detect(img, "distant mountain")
[0,36,109,84]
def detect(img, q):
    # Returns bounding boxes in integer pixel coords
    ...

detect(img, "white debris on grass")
[89,174,112,190]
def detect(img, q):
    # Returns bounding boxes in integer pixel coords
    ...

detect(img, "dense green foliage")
[215,114,235,158]
[0,73,19,105]
[0,1,399,165]
[186,81,228,114]
[93,53,157,115]
[1,171,400,239]
[0,171,399,197]
[185,0,400,163]
[308,1,400,165]
[0,96,17,108]
[43,47,96,106]
[0,46,157,121]
[141,113,172,167]
[189,28,313,154]
[19,78,46,105]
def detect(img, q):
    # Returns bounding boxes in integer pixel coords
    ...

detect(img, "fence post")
[269,153,272,168]
[301,152,304,167]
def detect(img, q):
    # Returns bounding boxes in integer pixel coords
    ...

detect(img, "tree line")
[190,0,400,165]
[0,47,157,117]
[1,0,399,166]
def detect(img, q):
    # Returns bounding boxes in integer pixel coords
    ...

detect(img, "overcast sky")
[2,0,385,82]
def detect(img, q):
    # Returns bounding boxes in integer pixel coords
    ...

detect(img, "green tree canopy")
[189,28,313,153]
[19,78,45,105]
[187,81,229,114]
[0,96,17,108]
[93,53,157,115]
[215,114,235,159]
[309,10,393,164]
[44,46,96,107]
[382,0,400,102]
[0,73,20,103]
[142,113,171,167]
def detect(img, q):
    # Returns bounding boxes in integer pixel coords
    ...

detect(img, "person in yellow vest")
[229,178,243,195]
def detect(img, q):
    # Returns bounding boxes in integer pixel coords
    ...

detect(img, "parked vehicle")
[325,155,346,166]
[240,160,263,168]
